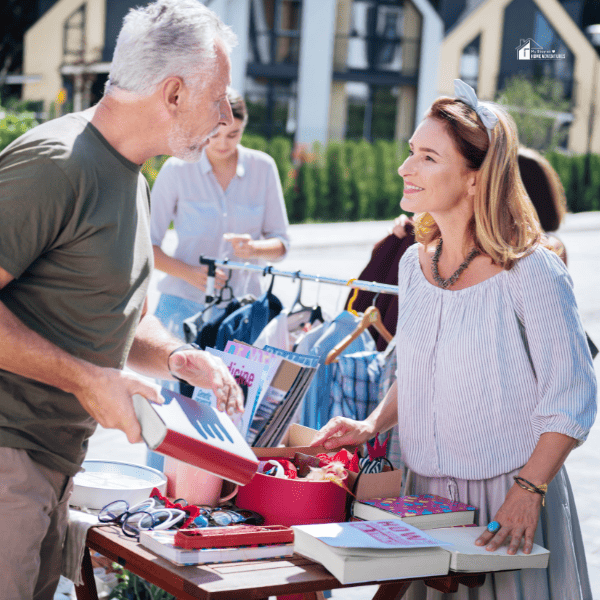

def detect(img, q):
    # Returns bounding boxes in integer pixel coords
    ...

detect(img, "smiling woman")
[310,79,597,600]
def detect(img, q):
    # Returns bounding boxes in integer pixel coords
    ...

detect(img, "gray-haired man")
[0,1,243,597]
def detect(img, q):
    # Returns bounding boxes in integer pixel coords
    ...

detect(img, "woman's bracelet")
[513,476,548,506]
[168,343,200,383]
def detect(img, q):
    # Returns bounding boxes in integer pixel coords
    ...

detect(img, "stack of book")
[220,341,318,447]
[139,524,294,566]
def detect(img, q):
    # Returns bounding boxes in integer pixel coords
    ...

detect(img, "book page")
[293,520,450,550]
[429,526,550,560]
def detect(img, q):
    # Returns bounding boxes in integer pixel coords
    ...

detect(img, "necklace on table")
[431,238,480,289]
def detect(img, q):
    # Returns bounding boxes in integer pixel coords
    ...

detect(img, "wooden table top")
[80,525,486,600]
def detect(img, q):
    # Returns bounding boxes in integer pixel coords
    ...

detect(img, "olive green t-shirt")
[0,113,153,476]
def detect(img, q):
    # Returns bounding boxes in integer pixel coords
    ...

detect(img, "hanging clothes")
[215,289,283,350]
[295,311,376,431]
[183,298,242,347]
[329,350,382,422]
[344,226,415,351]
[328,340,402,472]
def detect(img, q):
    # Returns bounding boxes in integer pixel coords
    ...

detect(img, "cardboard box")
[251,423,357,458]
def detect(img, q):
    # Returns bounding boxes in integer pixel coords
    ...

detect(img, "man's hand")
[75,367,163,444]
[390,214,414,239]
[169,348,244,415]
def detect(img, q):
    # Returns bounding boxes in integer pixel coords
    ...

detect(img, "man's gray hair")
[106,0,237,96]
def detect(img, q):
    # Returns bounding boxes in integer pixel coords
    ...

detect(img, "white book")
[429,526,550,573]
[139,529,294,566]
[291,520,451,584]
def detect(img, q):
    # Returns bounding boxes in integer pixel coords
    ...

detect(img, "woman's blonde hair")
[413,97,543,269]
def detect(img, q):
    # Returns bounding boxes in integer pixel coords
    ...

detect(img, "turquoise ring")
[487,521,501,533]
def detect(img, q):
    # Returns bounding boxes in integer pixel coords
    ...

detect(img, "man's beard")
[168,122,221,163]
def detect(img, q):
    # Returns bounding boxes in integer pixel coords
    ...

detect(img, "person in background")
[150,88,290,342]
[311,80,596,599]
[343,213,415,351]
[0,1,244,597]
[518,147,567,264]
[518,146,597,359]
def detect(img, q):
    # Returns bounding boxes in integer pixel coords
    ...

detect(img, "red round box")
[235,471,348,527]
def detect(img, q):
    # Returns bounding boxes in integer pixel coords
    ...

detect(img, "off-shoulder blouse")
[395,243,597,480]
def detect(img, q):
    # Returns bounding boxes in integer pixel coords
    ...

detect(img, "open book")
[291,521,550,584]
[430,526,550,572]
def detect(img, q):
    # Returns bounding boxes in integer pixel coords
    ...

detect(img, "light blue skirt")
[402,466,592,600]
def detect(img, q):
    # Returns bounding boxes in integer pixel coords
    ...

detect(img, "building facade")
[437,0,600,154]
[22,0,442,146]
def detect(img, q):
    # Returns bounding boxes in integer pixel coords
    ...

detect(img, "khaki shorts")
[0,447,72,600]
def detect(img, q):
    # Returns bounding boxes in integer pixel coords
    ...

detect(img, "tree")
[497,75,570,152]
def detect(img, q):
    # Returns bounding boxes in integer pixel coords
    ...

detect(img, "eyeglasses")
[98,498,187,538]
[192,506,265,528]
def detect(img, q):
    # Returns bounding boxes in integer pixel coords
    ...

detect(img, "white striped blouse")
[395,243,597,480]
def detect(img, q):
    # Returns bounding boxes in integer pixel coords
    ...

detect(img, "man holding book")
[0,1,244,598]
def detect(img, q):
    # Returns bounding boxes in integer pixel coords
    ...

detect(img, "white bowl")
[70,460,167,510]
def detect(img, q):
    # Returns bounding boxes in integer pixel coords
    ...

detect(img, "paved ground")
[66,212,600,599]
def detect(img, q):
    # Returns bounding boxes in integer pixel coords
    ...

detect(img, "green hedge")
[1,107,598,220]
[0,108,39,151]
[140,136,411,224]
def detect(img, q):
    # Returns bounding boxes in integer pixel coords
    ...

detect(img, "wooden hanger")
[325,306,393,365]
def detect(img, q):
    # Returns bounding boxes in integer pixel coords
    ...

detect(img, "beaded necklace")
[431,238,480,289]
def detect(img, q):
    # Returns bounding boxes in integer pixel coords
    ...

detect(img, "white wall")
[409,0,444,126]
[295,0,338,146]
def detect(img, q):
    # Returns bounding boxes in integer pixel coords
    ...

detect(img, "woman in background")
[150,88,290,341]
[518,147,567,264]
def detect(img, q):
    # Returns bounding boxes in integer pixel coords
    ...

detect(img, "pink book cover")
[361,494,476,518]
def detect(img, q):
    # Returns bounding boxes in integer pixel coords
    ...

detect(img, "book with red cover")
[352,494,476,530]
[133,389,259,486]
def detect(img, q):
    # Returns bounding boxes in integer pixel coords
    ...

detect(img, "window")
[459,36,480,92]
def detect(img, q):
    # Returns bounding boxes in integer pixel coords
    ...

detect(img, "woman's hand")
[390,214,414,239]
[475,484,542,555]
[224,233,257,260]
[309,416,375,451]
[183,264,228,292]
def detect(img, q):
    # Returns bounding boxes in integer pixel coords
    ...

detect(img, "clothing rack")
[200,256,399,296]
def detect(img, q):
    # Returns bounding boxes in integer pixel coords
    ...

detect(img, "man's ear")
[163,77,185,114]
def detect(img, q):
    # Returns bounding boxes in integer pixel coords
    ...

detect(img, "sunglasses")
[192,505,265,528]
[98,498,186,538]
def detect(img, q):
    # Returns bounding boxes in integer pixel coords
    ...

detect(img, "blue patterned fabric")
[329,350,382,422]
[297,311,375,430]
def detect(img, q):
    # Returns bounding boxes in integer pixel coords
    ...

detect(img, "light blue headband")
[454,79,499,138]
